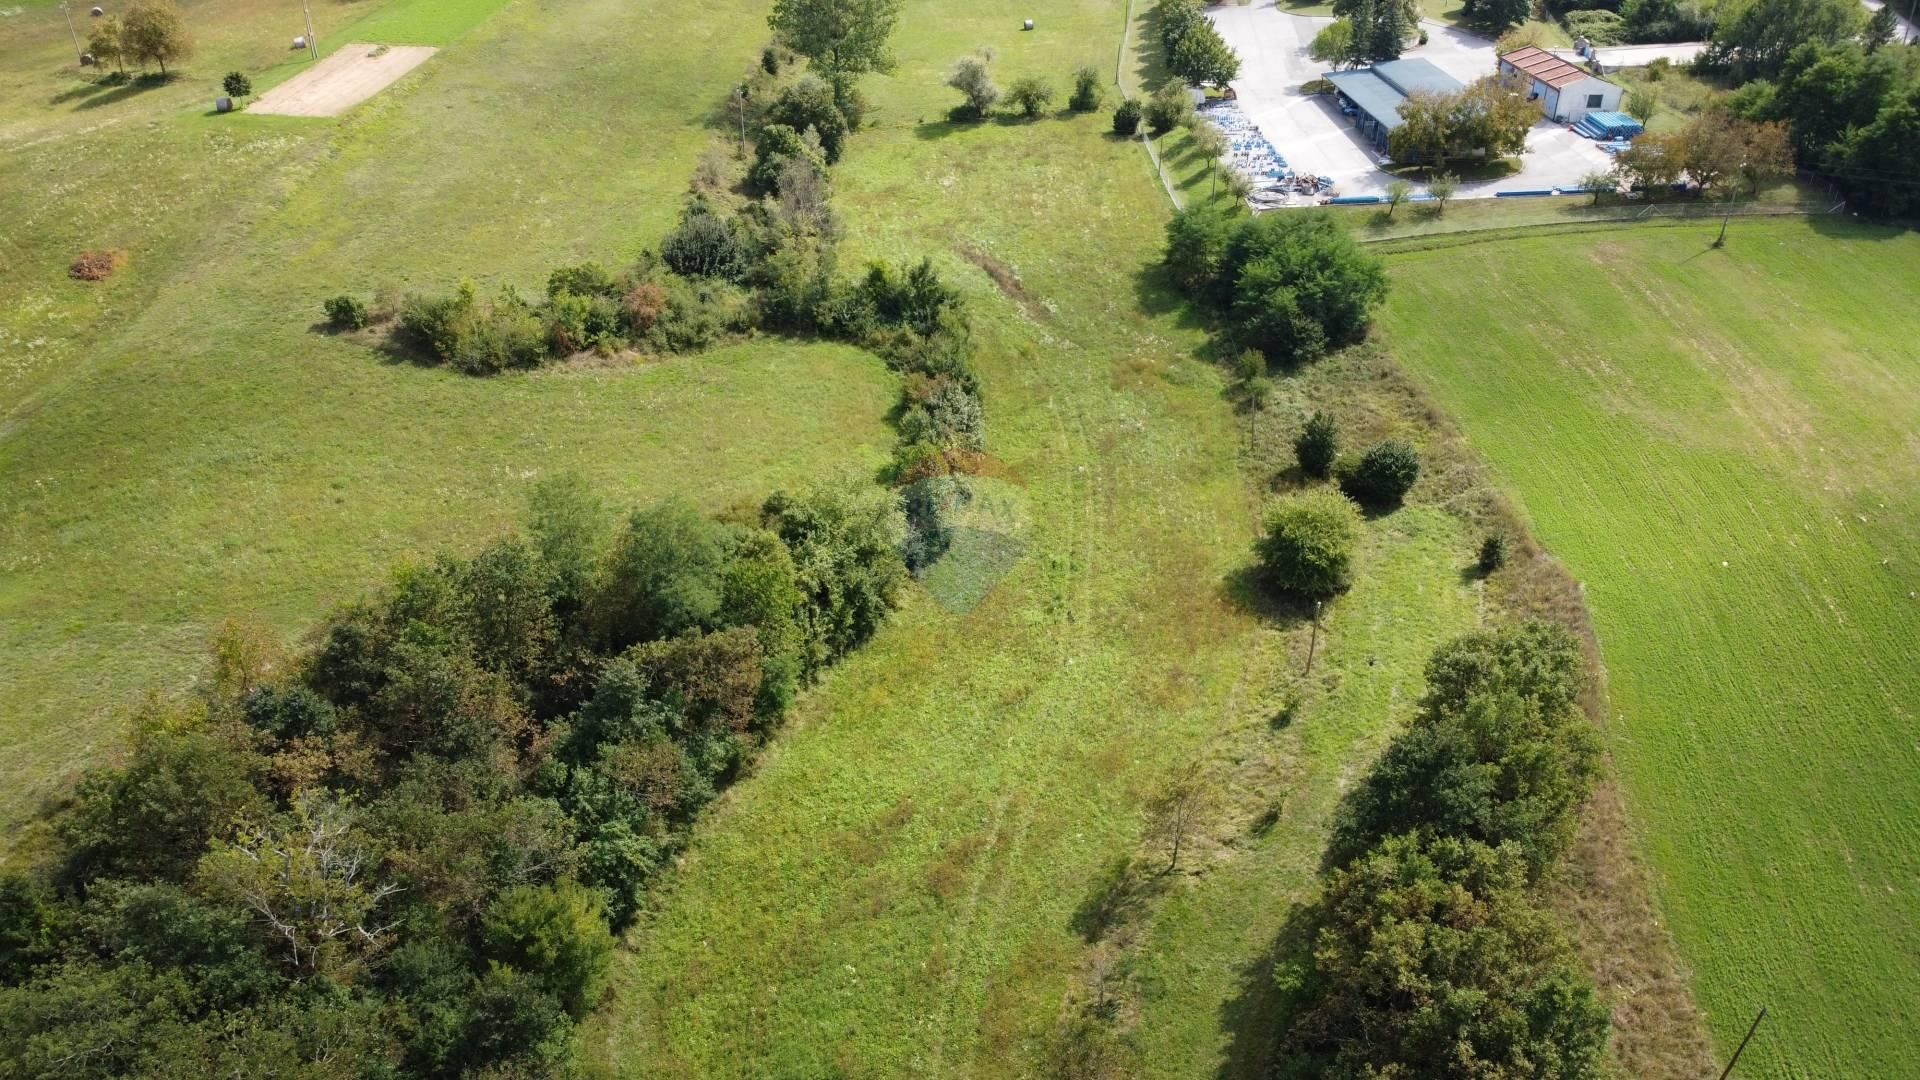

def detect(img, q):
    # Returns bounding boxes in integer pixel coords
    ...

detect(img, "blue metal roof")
[1371,58,1462,96]
[1324,70,1412,131]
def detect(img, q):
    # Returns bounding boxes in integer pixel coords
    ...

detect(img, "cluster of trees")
[1461,0,1534,33]
[1256,413,1423,597]
[767,0,904,126]
[1726,41,1920,215]
[1311,0,1420,64]
[1532,0,1714,44]
[1387,74,1539,168]
[1162,207,1390,366]
[945,54,1105,120]
[0,476,911,1076]
[84,0,191,79]
[1160,0,1242,87]
[1703,0,1866,79]
[1610,109,1793,196]
[1270,622,1612,1078]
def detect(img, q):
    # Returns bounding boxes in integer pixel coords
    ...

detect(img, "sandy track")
[251,43,437,117]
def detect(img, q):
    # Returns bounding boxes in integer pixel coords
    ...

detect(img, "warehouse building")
[1322,58,1463,152]
[1497,45,1622,124]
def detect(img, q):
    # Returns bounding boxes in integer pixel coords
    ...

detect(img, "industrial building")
[1497,45,1623,124]
[1322,58,1463,152]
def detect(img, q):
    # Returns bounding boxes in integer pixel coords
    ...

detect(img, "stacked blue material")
[1573,111,1645,140]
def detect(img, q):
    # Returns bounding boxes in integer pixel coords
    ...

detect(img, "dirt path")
[251,43,436,117]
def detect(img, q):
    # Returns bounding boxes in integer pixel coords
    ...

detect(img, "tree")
[947,54,999,119]
[1164,202,1235,294]
[87,16,125,75]
[198,793,399,978]
[1612,129,1687,190]
[1366,0,1410,61]
[1113,96,1145,135]
[120,0,191,76]
[1863,4,1898,50]
[1005,75,1055,119]
[1578,167,1616,203]
[1144,763,1218,873]
[1427,171,1459,213]
[1294,412,1340,478]
[660,196,745,276]
[222,70,251,99]
[592,498,732,651]
[1070,64,1103,111]
[767,76,850,163]
[1219,211,1389,363]
[1344,439,1420,504]
[1461,0,1532,32]
[768,0,903,81]
[1170,22,1241,87]
[1309,19,1357,67]
[1188,120,1229,201]
[1626,84,1659,122]
[1273,834,1611,1079]
[1146,80,1194,134]
[1257,490,1363,596]
[481,880,615,1020]
[1383,178,1413,218]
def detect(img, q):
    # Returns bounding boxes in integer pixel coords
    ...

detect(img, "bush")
[1478,534,1509,573]
[748,123,827,194]
[660,199,743,280]
[1564,8,1627,43]
[947,54,999,119]
[767,76,849,163]
[323,293,369,330]
[1069,64,1102,111]
[1256,489,1362,597]
[1005,75,1055,118]
[1112,96,1144,135]
[1294,411,1339,478]
[397,282,549,375]
[221,70,250,98]
[1146,81,1194,135]
[1272,833,1612,1079]
[1344,439,1420,504]
[761,45,780,75]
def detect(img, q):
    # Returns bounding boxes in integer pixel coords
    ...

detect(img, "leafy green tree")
[458,966,575,1071]
[661,196,745,276]
[1188,120,1230,200]
[1256,490,1363,596]
[1461,0,1531,32]
[1146,80,1195,134]
[222,70,251,98]
[769,0,903,81]
[1383,178,1413,218]
[767,76,850,162]
[1344,439,1420,504]
[120,0,191,76]
[594,498,733,650]
[1309,19,1357,67]
[1627,84,1660,122]
[1833,84,1920,216]
[1329,621,1599,875]
[1163,203,1235,294]
[1159,0,1210,55]
[946,53,999,119]
[1069,64,1103,111]
[1273,833,1611,1079]
[1864,4,1898,50]
[1294,412,1340,478]
[481,880,615,1019]
[1219,211,1389,363]
[86,15,125,75]
[525,473,614,620]
[1006,75,1056,118]
[1427,171,1460,212]
[761,477,908,672]
[1170,22,1241,87]
[1367,0,1410,59]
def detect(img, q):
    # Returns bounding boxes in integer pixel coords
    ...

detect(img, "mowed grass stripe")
[1377,218,1920,1076]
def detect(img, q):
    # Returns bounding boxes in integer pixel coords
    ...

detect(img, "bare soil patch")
[251,44,437,117]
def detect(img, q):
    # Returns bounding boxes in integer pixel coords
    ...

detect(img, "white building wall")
[1556,76,1622,122]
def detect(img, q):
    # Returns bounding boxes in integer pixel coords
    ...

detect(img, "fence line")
[1357,200,1844,251]
[1117,0,1185,210]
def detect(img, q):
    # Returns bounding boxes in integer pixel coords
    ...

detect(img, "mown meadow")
[1380,217,1920,1076]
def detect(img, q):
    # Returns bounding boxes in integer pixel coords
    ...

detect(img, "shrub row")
[0,477,909,1077]
[1270,622,1611,1078]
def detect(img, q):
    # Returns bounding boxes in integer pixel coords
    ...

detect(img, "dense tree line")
[1271,622,1611,1078]
[1162,207,1389,366]
[0,477,910,1076]
[1725,41,1920,216]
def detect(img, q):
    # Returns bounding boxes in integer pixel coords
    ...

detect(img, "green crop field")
[1379,218,1920,1077]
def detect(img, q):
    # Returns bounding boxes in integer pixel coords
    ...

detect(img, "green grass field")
[1379,218,1920,1076]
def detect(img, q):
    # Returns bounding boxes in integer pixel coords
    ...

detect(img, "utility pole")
[1303,600,1322,677]
[300,0,318,60]
[60,0,84,66]
[735,84,748,156]
[1716,1007,1768,1080]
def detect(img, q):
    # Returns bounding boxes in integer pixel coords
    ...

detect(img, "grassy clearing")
[0,0,895,837]
[1378,217,1920,1076]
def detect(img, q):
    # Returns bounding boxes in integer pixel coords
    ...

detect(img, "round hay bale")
[80,53,96,66]
[90,5,103,14]
[1023,18,1035,29]
[292,35,307,50]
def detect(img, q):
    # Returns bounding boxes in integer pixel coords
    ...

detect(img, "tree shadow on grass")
[1220,564,1319,628]
[1214,900,1318,1080]
[1067,854,1173,944]
[74,72,175,111]
[48,79,118,106]
[1132,261,1208,327]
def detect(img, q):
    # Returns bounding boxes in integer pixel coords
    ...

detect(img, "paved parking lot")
[1208,0,1614,200]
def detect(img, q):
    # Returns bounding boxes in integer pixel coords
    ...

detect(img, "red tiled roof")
[1499,44,1598,90]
